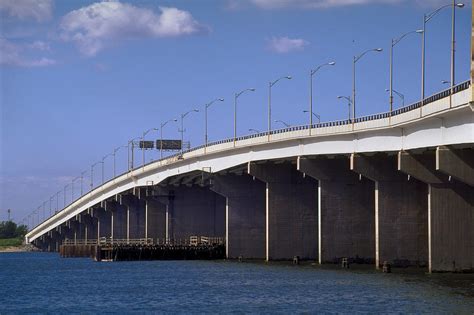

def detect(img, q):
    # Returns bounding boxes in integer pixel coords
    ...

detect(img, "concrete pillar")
[210,172,266,259]
[92,206,111,242]
[141,186,169,243]
[248,160,318,261]
[81,210,97,244]
[167,185,225,242]
[120,194,146,241]
[398,149,474,272]
[351,153,428,268]
[106,199,127,242]
[297,156,375,264]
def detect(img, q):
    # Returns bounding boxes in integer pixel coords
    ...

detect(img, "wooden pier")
[59,237,225,262]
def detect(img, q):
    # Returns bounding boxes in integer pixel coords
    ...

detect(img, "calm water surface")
[1,252,473,313]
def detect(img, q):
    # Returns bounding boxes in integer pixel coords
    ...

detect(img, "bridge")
[25,79,473,272]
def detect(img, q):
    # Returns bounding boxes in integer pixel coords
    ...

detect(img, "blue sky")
[0,0,472,224]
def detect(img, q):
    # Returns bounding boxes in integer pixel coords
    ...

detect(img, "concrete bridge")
[25,80,473,272]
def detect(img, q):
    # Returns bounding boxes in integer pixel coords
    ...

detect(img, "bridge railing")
[27,80,471,236]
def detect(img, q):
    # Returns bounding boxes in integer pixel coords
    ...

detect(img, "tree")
[0,221,28,238]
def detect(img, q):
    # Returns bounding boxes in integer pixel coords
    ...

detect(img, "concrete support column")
[121,194,146,241]
[166,185,225,242]
[398,149,474,272]
[297,156,375,264]
[249,160,318,261]
[210,172,266,259]
[106,199,127,242]
[351,153,428,268]
[92,207,111,242]
[143,187,169,243]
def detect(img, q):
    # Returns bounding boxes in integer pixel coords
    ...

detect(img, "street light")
[128,137,141,171]
[180,109,199,155]
[204,98,224,150]
[80,170,88,195]
[390,30,423,113]
[63,184,69,208]
[269,75,292,140]
[337,95,353,121]
[274,119,291,128]
[160,119,178,159]
[71,176,80,201]
[303,110,321,124]
[112,145,127,177]
[353,48,383,123]
[234,88,255,146]
[90,161,102,189]
[421,2,464,101]
[385,88,405,107]
[142,128,158,168]
[102,153,113,183]
[310,62,335,130]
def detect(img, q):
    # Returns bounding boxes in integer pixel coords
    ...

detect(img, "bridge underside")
[31,145,473,272]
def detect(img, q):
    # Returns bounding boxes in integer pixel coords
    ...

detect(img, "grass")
[0,238,23,247]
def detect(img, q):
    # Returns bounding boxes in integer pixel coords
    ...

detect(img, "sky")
[0,0,472,224]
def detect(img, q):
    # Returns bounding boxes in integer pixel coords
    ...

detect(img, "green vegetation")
[0,221,28,247]
[0,238,23,247]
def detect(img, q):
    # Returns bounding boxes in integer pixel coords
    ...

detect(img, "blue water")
[1,253,473,314]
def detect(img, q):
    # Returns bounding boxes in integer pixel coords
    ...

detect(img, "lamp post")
[337,95,353,121]
[63,184,69,208]
[303,110,321,124]
[180,109,199,155]
[160,119,177,159]
[310,62,335,132]
[142,128,158,168]
[90,161,102,189]
[71,176,80,201]
[268,76,292,140]
[234,88,255,146]
[204,98,224,151]
[274,119,290,128]
[385,88,405,107]
[102,154,112,183]
[80,170,88,196]
[390,30,423,113]
[128,137,140,171]
[421,2,464,101]
[56,191,60,212]
[112,145,127,177]
[353,48,383,123]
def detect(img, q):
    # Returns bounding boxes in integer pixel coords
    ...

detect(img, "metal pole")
[390,39,394,115]
[131,142,134,170]
[113,151,116,178]
[205,105,208,149]
[352,56,356,124]
[101,161,104,184]
[180,115,184,155]
[451,0,455,98]
[310,71,313,132]
[421,15,426,103]
[160,124,164,159]
[91,165,94,189]
[64,185,67,208]
[268,82,271,141]
[233,93,237,146]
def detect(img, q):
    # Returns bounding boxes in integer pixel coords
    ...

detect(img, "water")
[1,253,473,314]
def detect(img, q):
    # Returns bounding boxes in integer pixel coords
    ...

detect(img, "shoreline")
[0,245,38,253]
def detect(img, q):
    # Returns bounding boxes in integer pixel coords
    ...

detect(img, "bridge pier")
[398,149,474,272]
[92,206,111,242]
[248,160,318,261]
[351,153,428,269]
[166,185,225,242]
[143,187,174,243]
[120,194,146,241]
[81,210,97,243]
[297,156,375,264]
[210,172,266,259]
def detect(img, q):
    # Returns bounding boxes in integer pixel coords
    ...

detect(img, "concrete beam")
[210,172,266,259]
[249,160,318,261]
[436,146,474,187]
[297,156,375,264]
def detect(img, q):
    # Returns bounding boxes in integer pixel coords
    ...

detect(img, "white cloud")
[0,38,56,67]
[249,0,449,9]
[0,0,53,22]
[267,36,309,53]
[59,1,207,57]
[27,40,51,51]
